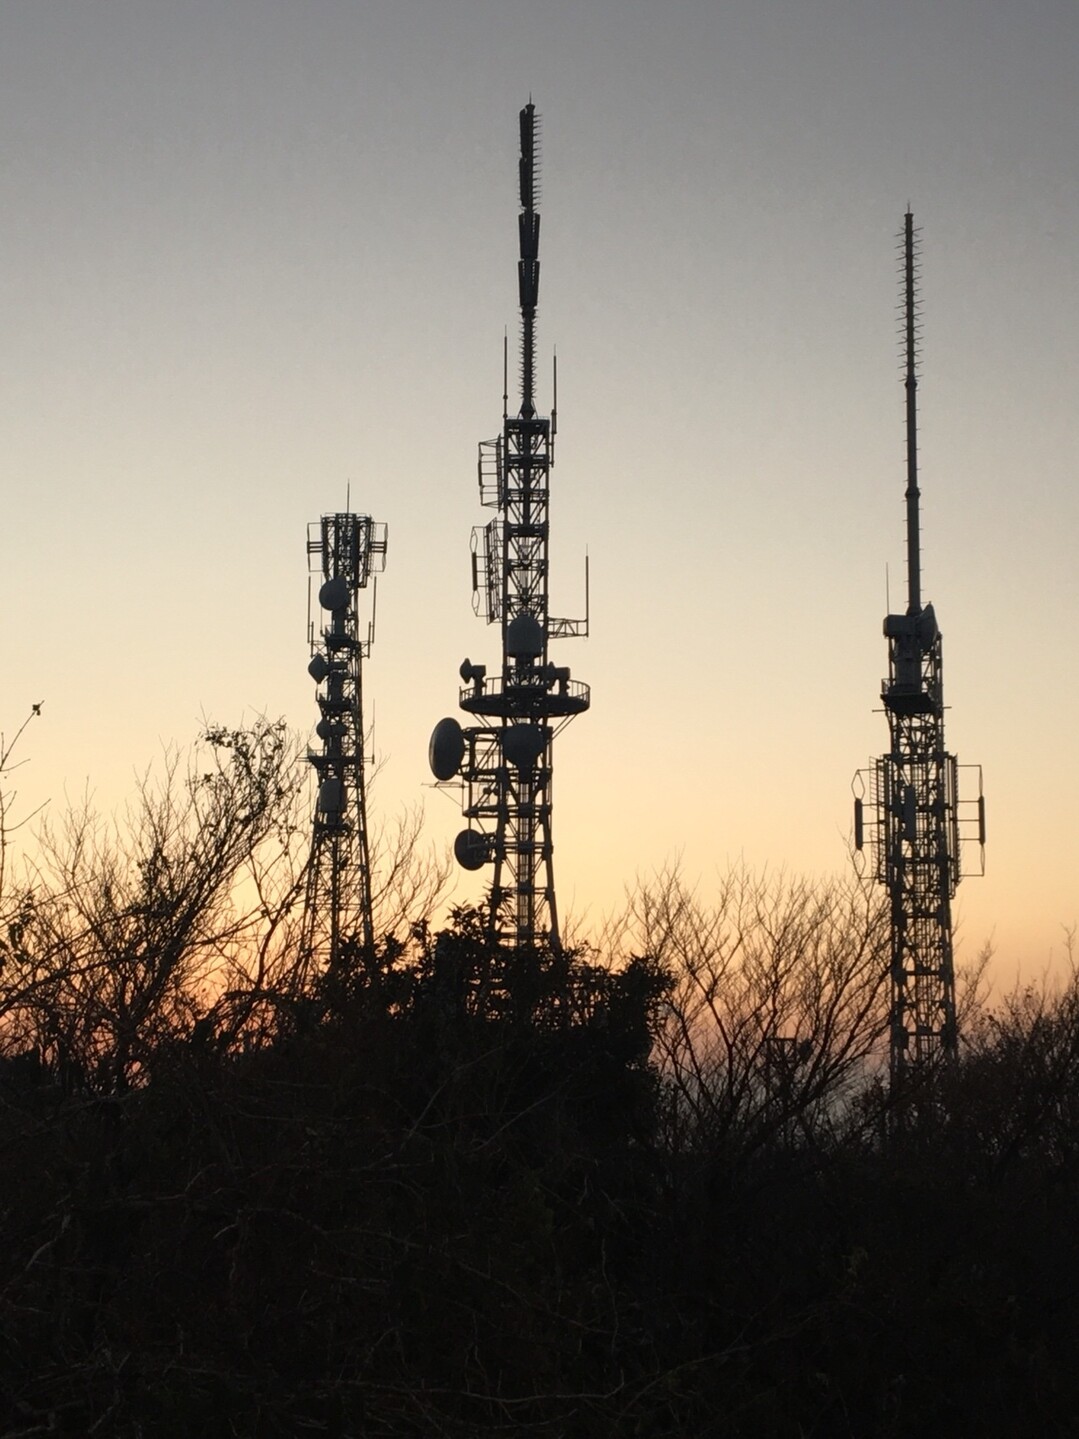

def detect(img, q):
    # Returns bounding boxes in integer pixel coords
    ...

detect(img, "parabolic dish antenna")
[454,828,488,871]
[429,716,465,781]
[318,575,351,612]
[917,603,939,647]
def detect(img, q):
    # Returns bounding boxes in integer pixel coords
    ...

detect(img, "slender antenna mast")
[300,511,387,975]
[428,103,590,951]
[518,100,538,419]
[903,210,922,615]
[853,211,985,1089]
[502,330,509,423]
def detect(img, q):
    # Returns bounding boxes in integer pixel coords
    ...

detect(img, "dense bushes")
[0,918,673,1435]
[4,913,1079,1436]
[2,732,1079,1434]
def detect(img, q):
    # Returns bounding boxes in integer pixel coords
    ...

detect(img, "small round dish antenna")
[454,828,489,871]
[319,575,351,612]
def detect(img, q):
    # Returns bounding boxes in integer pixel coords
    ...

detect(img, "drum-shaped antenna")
[506,612,544,659]
[502,722,545,770]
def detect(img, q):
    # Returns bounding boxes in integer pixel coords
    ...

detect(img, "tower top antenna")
[902,209,922,616]
[517,101,540,420]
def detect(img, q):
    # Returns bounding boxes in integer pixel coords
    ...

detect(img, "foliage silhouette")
[2,741,1079,1435]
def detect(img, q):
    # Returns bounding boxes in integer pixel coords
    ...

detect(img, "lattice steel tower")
[854,212,985,1083]
[428,102,589,950]
[301,511,387,967]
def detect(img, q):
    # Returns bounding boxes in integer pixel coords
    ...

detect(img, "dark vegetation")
[1,720,1078,1436]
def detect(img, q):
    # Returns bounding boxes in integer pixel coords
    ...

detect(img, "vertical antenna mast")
[301,511,387,973]
[428,103,590,951]
[853,211,985,1088]
[518,101,538,419]
[903,210,922,615]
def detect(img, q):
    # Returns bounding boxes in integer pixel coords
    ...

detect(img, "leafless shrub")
[368,799,453,943]
[0,719,458,1086]
[605,862,891,1161]
[1,719,307,1087]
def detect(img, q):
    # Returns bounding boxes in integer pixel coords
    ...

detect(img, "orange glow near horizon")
[2,3,1076,993]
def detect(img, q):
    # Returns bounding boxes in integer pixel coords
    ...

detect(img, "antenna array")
[429,103,589,950]
[854,213,985,1084]
[301,511,387,970]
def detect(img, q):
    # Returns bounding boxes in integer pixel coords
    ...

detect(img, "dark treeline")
[1,722,1078,1436]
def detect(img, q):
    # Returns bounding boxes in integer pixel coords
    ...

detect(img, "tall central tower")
[429,103,589,950]
[854,212,985,1083]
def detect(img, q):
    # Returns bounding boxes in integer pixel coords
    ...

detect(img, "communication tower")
[301,510,387,968]
[428,102,590,951]
[853,212,985,1083]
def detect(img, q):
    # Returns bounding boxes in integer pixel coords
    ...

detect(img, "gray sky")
[3,0,1077,977]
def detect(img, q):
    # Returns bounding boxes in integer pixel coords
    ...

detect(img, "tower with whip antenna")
[853,211,985,1083]
[429,102,589,951]
[301,509,387,969]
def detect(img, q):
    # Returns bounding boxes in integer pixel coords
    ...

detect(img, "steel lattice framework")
[854,212,984,1084]
[429,103,589,950]
[869,610,962,1074]
[301,511,386,969]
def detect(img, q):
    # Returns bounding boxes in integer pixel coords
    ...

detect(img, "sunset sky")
[3,1,1077,984]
